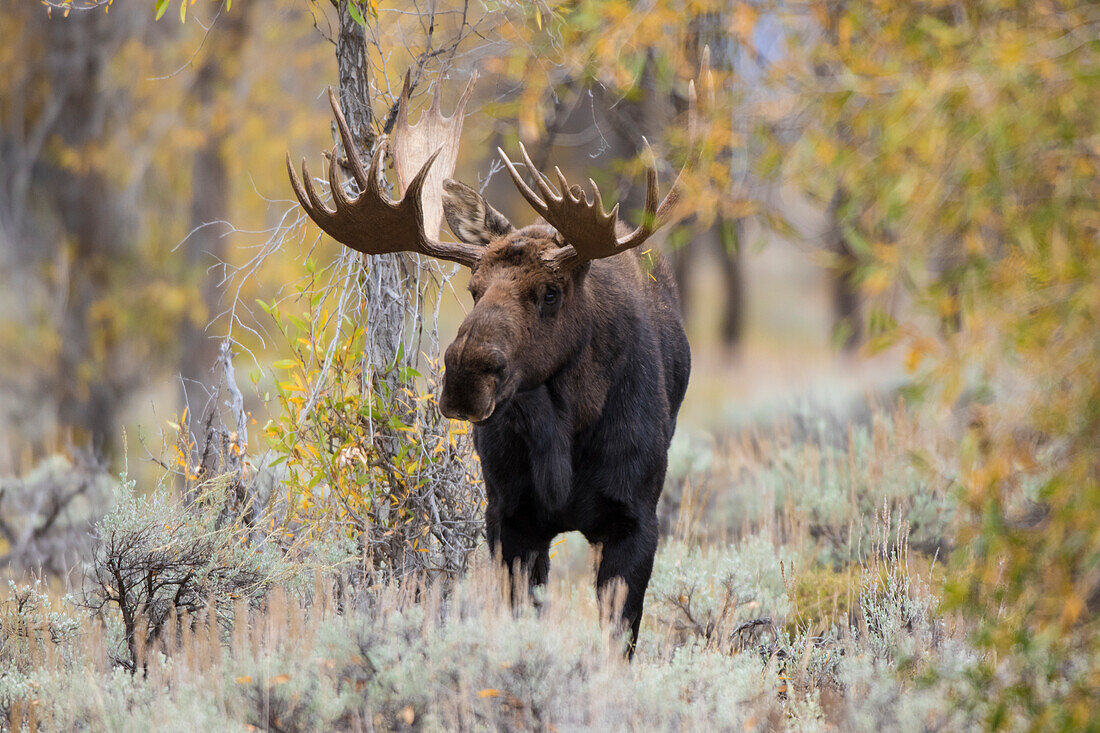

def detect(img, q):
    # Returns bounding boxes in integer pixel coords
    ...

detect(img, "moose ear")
[442,179,513,245]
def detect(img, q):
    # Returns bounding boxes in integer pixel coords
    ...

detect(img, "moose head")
[287,75,693,425]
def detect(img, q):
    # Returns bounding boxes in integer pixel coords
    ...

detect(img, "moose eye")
[543,286,559,305]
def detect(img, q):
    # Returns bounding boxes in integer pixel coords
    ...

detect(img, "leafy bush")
[788,1,1100,725]
[765,417,954,566]
[0,581,80,670]
[310,568,786,731]
[260,276,483,584]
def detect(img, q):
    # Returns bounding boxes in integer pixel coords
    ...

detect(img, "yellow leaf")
[904,338,937,373]
[1062,595,1084,626]
[863,269,891,296]
[905,347,924,373]
[271,674,291,685]
[236,676,253,684]
[838,16,852,52]
[732,4,757,40]
[478,689,500,698]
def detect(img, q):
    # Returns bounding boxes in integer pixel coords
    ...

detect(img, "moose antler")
[286,77,482,267]
[498,79,699,271]
[393,71,477,240]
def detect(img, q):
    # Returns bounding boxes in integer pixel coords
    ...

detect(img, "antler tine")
[641,138,660,222]
[296,157,336,221]
[518,142,564,205]
[327,88,371,188]
[498,144,549,216]
[286,153,316,218]
[403,145,443,212]
[327,145,354,210]
[587,178,615,221]
[556,168,580,204]
[365,136,387,197]
[613,139,660,244]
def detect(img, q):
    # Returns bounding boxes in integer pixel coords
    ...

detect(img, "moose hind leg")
[595,513,659,658]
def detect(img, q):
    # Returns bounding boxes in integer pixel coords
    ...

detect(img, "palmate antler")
[286,75,481,267]
[498,80,699,271]
[392,71,477,242]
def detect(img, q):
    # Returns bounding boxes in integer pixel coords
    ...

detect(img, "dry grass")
[0,403,979,731]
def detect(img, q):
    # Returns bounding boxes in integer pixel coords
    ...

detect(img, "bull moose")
[287,73,696,654]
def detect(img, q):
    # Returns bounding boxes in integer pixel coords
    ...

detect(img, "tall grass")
[0,405,986,731]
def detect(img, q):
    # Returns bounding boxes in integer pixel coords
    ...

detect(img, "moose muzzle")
[439,336,509,424]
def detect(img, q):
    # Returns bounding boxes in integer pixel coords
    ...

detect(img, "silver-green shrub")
[78,474,284,670]
[0,452,114,576]
[647,534,792,649]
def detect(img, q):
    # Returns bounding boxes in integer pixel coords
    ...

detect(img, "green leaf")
[347,1,365,27]
[154,0,169,21]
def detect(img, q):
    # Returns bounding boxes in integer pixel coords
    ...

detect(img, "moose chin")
[287,71,697,657]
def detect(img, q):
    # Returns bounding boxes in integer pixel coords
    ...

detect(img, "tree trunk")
[676,11,746,348]
[820,3,862,353]
[179,5,252,417]
[334,0,408,378]
[715,217,745,347]
[42,9,135,454]
[827,188,861,351]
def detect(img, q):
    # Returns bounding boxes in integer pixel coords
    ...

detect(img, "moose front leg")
[594,512,659,659]
[487,516,551,607]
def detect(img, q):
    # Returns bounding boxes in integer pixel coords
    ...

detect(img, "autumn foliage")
[0,0,1097,729]
[486,0,1100,725]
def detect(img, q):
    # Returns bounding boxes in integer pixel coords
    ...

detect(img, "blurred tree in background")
[0,0,333,456]
[0,4,150,453]
[178,2,256,417]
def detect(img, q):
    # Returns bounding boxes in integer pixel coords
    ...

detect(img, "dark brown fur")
[440,183,690,655]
